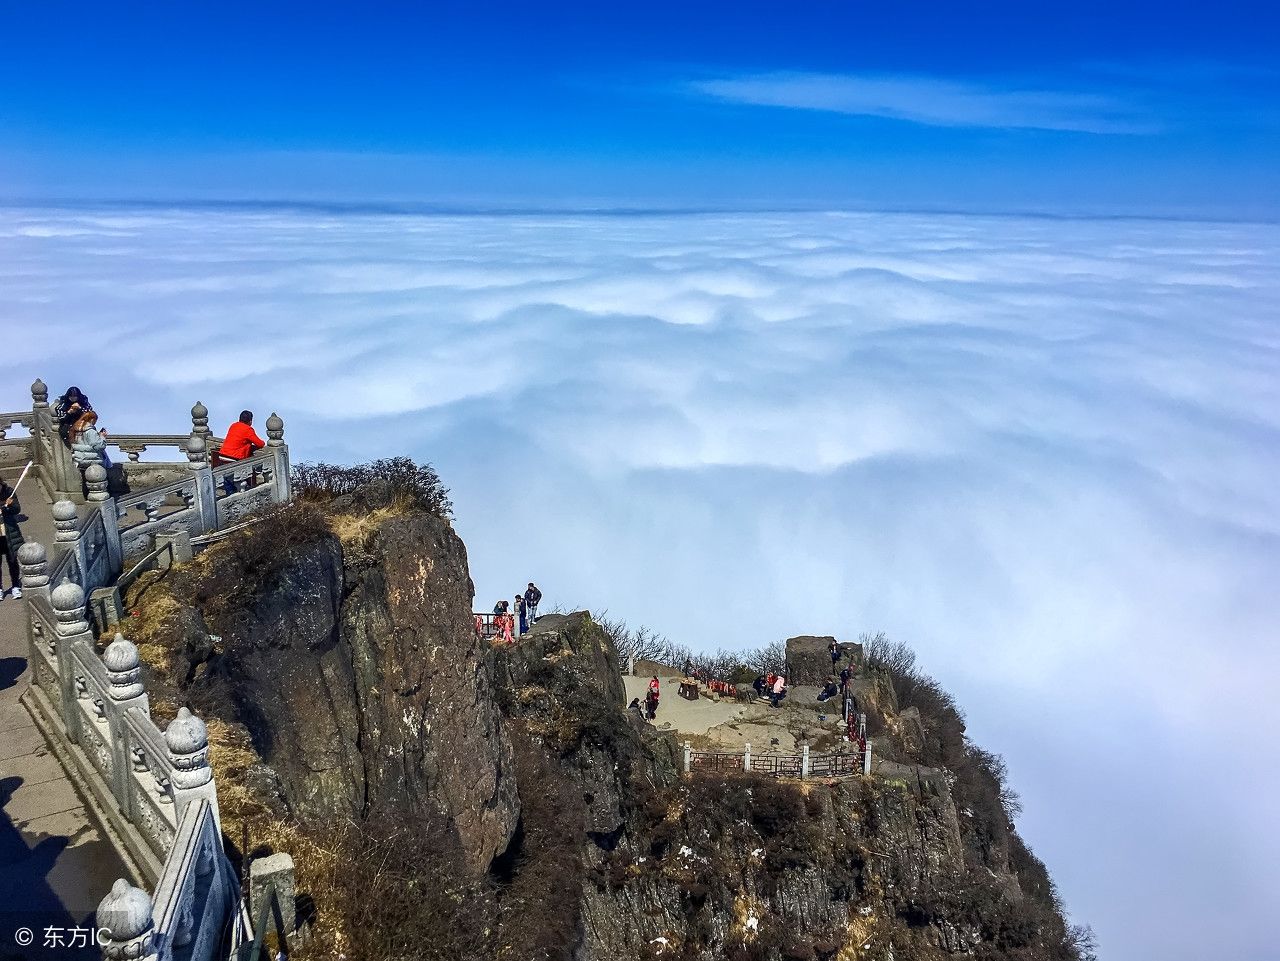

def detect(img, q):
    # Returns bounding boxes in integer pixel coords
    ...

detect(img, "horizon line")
[1,195,1276,228]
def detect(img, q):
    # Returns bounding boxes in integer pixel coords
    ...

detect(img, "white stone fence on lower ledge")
[683,727,872,780]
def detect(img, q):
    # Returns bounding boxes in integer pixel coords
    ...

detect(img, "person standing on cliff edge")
[515,594,528,635]
[524,582,542,621]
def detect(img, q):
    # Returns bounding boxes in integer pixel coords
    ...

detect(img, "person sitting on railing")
[220,410,266,462]
[217,410,267,493]
[52,386,92,445]
[0,478,24,600]
[68,409,112,468]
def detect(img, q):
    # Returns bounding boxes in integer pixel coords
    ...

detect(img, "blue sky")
[2,1,1277,215]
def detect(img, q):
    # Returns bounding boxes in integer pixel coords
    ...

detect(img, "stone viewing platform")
[0,379,300,961]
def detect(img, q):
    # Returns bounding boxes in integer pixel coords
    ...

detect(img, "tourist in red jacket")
[220,410,266,461]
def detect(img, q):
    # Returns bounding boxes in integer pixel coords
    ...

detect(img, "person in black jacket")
[524,582,542,620]
[0,479,25,599]
[52,386,92,445]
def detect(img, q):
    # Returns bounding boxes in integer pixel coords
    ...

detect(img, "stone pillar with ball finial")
[103,633,149,812]
[51,581,93,742]
[96,878,159,961]
[185,431,218,534]
[265,411,291,503]
[52,498,89,586]
[190,400,211,446]
[166,707,221,831]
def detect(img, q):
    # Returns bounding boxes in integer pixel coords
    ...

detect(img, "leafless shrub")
[596,612,691,668]
[292,457,452,518]
[1068,923,1099,961]
[741,640,787,677]
[307,812,494,961]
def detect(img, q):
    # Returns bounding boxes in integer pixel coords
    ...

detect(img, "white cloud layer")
[688,71,1158,133]
[3,205,1278,958]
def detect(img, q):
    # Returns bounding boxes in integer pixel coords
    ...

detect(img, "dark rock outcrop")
[132,500,1081,961]
[152,510,519,874]
[786,635,862,685]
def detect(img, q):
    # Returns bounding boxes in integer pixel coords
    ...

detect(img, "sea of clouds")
[3,205,1277,959]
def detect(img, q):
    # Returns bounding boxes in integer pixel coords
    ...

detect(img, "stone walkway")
[0,475,129,958]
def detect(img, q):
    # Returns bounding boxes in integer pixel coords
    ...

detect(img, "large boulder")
[785,634,862,684]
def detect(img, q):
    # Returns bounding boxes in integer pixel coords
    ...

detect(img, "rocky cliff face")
[133,505,518,875]
[128,497,1082,961]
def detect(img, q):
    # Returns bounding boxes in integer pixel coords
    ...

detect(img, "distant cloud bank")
[687,71,1159,133]
[2,205,1278,960]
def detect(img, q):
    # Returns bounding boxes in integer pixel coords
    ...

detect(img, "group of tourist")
[52,386,268,486]
[629,675,662,721]
[752,672,789,708]
[484,582,543,643]
[0,386,273,602]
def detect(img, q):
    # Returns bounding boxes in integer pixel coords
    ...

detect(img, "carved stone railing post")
[97,485,124,580]
[30,377,81,500]
[190,400,211,446]
[166,707,221,831]
[801,742,810,779]
[20,542,51,679]
[743,742,752,773]
[30,377,50,481]
[52,582,92,742]
[85,462,109,502]
[683,741,691,774]
[103,635,149,815]
[863,742,872,776]
[97,878,159,961]
[18,541,50,606]
[265,412,291,503]
[185,432,218,535]
[53,498,88,582]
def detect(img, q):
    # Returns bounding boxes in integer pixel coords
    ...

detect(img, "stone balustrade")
[6,380,292,629]
[6,378,301,961]
[14,379,289,510]
[19,558,246,960]
[0,408,34,470]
